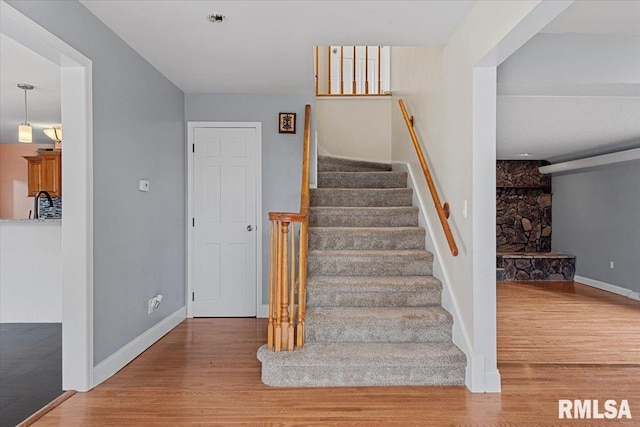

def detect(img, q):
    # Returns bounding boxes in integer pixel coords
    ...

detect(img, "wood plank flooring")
[32,281,639,426]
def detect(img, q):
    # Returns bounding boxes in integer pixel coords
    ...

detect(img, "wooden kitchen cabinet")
[23,150,62,197]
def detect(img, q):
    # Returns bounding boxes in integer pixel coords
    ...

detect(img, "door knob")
[247,225,254,232]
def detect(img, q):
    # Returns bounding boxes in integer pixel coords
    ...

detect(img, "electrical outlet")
[147,294,164,315]
[610,261,615,269]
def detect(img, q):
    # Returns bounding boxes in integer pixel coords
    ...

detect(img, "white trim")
[186,122,263,318]
[258,304,270,319]
[539,148,640,175]
[465,0,573,393]
[1,1,94,391]
[392,162,475,385]
[471,67,500,393]
[574,275,640,301]
[93,308,186,386]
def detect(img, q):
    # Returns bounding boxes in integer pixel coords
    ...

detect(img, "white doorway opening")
[1,1,94,391]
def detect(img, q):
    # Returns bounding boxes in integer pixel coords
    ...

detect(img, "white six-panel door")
[191,125,258,317]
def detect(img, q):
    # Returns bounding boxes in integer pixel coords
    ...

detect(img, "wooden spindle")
[365,46,369,95]
[340,46,344,95]
[352,46,356,94]
[279,222,290,350]
[377,46,382,95]
[288,223,296,351]
[314,46,319,95]
[327,46,331,95]
[274,222,282,352]
[297,221,308,347]
[267,221,275,349]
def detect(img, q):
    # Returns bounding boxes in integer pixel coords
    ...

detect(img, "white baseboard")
[93,307,186,387]
[574,275,639,301]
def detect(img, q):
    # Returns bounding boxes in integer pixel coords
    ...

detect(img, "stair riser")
[318,157,392,173]
[309,229,425,250]
[310,189,413,207]
[305,321,452,343]
[308,256,433,276]
[318,172,407,189]
[261,365,465,387]
[309,210,418,227]
[306,290,441,307]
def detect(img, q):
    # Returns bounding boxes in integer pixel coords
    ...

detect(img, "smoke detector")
[207,13,226,23]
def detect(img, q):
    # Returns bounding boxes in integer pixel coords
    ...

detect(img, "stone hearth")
[497,252,576,282]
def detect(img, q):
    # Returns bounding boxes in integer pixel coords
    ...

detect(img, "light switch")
[139,179,150,192]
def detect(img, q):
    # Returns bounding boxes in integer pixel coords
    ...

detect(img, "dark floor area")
[0,323,62,427]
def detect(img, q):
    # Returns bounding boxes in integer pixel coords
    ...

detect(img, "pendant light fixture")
[44,125,62,149]
[17,83,34,143]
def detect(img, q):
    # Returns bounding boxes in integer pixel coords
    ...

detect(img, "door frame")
[1,1,94,391]
[186,122,263,318]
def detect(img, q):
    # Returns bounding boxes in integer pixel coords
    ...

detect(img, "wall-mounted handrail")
[398,99,459,257]
[266,104,311,352]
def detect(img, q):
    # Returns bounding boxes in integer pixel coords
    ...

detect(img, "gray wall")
[185,94,314,303]
[552,160,640,293]
[8,0,186,364]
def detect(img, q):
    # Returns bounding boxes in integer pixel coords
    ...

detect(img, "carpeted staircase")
[257,155,466,386]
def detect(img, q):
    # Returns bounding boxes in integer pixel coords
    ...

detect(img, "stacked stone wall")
[496,160,551,252]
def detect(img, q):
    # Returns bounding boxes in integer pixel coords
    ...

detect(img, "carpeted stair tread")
[309,227,425,250]
[307,275,441,292]
[306,275,442,307]
[257,343,466,386]
[308,249,433,276]
[305,306,453,343]
[310,188,413,207]
[318,155,392,172]
[306,306,452,324]
[318,171,407,188]
[309,206,419,227]
[257,342,465,367]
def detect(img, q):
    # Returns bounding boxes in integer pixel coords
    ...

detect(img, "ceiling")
[80,0,474,93]
[0,33,61,144]
[2,0,638,162]
[541,0,640,35]
[497,0,640,162]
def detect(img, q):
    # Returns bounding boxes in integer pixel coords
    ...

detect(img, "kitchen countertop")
[0,218,61,223]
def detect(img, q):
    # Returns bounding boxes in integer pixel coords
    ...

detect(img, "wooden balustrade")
[398,99,459,257]
[315,46,389,96]
[267,105,311,351]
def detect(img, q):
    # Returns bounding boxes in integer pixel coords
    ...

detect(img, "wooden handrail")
[398,99,459,257]
[267,104,311,352]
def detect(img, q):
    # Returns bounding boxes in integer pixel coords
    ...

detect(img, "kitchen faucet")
[33,190,54,219]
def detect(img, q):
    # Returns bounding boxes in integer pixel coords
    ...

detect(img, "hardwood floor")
[32,281,639,426]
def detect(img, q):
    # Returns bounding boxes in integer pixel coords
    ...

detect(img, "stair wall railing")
[267,104,311,351]
[315,46,390,96]
[398,99,459,257]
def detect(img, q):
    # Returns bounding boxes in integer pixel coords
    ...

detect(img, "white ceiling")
[498,96,640,161]
[80,0,474,93]
[541,0,640,35]
[497,0,640,161]
[0,33,61,144]
[2,0,638,162]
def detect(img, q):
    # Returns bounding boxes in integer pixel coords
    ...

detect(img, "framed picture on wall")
[279,113,296,134]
